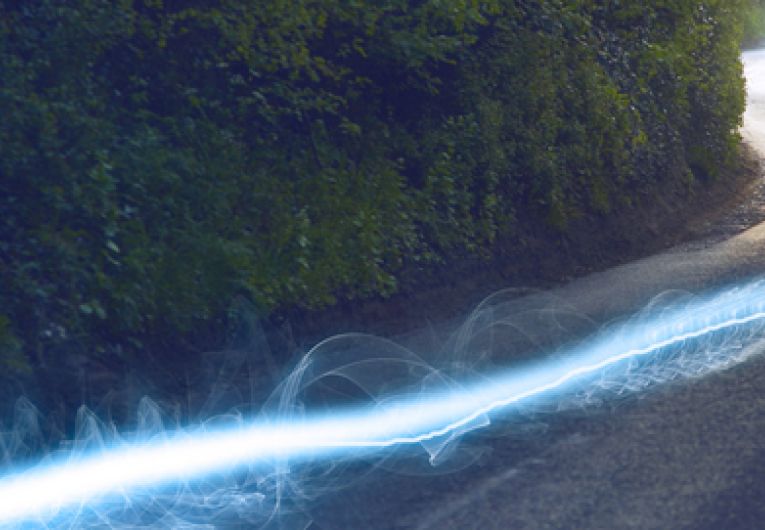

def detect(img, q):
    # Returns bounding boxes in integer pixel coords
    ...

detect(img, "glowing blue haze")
[1,280,765,526]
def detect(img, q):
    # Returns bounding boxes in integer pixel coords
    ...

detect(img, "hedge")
[0,0,748,367]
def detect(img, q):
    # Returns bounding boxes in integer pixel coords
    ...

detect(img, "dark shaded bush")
[0,0,748,368]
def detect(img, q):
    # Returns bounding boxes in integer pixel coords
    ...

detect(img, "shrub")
[0,0,749,367]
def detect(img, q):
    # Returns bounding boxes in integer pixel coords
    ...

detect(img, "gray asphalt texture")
[304,50,765,530]
[311,348,765,530]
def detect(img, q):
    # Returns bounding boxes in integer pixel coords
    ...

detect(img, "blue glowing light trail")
[2,282,765,526]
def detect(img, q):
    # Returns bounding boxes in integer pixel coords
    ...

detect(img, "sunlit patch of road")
[744,49,765,152]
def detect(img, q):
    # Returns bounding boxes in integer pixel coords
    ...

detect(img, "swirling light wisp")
[1,280,765,526]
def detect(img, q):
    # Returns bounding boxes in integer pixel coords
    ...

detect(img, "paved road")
[304,50,765,530]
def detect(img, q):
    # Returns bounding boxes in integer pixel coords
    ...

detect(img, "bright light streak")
[2,282,765,526]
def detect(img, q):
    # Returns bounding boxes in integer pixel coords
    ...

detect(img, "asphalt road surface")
[303,50,765,530]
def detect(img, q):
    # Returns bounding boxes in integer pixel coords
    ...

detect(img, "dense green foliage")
[0,1,748,367]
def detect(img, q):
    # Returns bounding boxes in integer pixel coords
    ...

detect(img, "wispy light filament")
[1,287,764,526]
